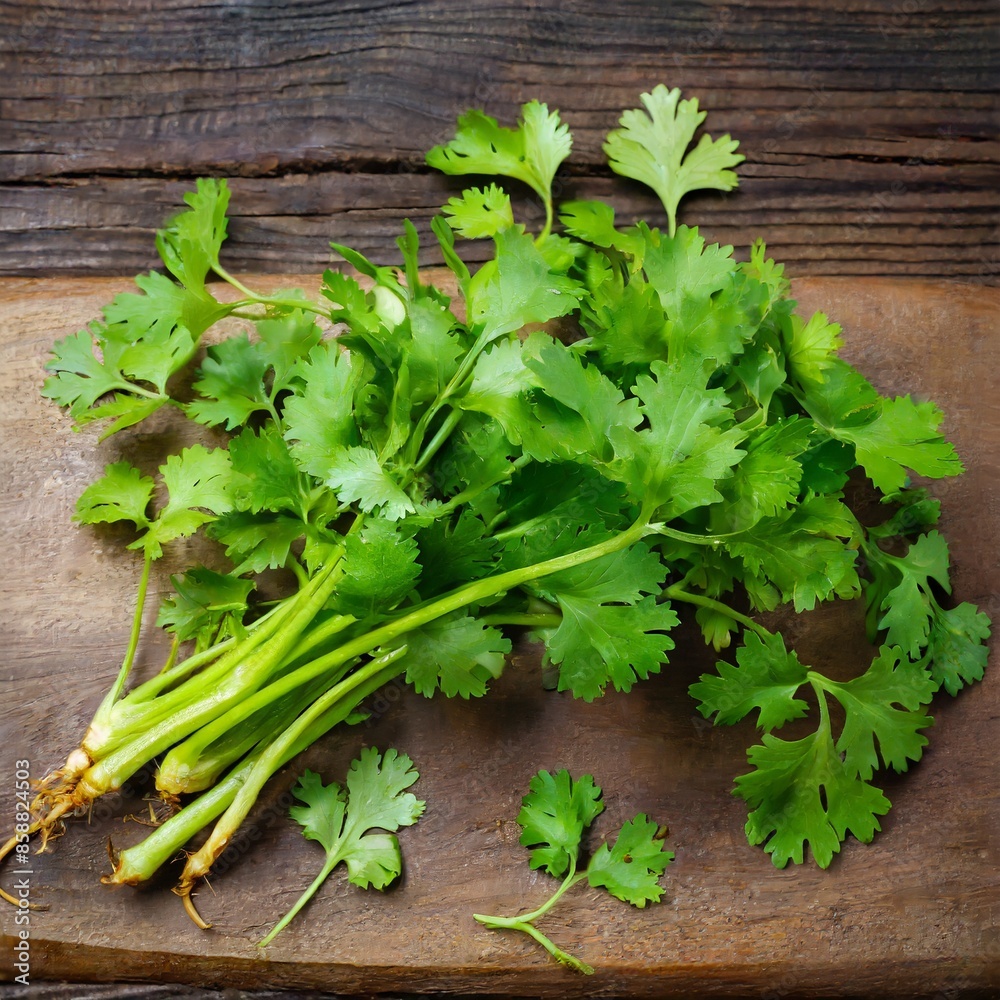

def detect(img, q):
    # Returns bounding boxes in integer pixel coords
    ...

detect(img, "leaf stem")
[664,584,770,639]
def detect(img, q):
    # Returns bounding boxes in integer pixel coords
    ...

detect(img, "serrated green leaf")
[516,769,603,877]
[690,630,810,732]
[586,814,673,907]
[402,613,509,698]
[603,85,743,235]
[74,461,154,530]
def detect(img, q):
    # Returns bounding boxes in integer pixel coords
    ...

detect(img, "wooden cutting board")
[0,275,996,997]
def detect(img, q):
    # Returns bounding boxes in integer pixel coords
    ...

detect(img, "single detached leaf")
[603,85,743,234]
[260,749,424,947]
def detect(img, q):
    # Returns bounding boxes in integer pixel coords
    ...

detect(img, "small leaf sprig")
[474,769,673,975]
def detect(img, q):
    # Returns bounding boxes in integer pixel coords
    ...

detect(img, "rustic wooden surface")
[1,0,998,282]
[0,273,996,998]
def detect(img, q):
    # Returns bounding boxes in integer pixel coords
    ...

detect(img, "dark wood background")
[1,0,997,281]
[1,3,998,998]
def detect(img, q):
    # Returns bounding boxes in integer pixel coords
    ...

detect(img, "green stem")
[481,612,562,630]
[258,853,338,948]
[89,550,154,729]
[473,863,594,974]
[178,647,410,890]
[413,406,464,473]
[179,517,653,891]
[105,687,363,887]
[78,554,347,795]
[664,584,770,640]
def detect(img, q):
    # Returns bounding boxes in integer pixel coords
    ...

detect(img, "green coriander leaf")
[415,511,499,596]
[260,749,424,946]
[74,461,154,531]
[402,613,510,698]
[209,511,305,575]
[546,595,679,701]
[155,177,230,295]
[283,343,364,481]
[725,494,861,612]
[457,337,537,441]
[609,360,745,518]
[603,85,743,235]
[426,100,572,210]
[521,335,642,465]
[713,418,811,531]
[586,814,673,907]
[927,602,991,695]
[324,446,415,521]
[134,445,233,559]
[42,326,132,417]
[156,567,254,647]
[466,227,585,343]
[333,518,420,619]
[186,333,273,429]
[690,630,811,732]
[254,309,325,392]
[443,183,515,239]
[780,311,843,389]
[228,424,308,518]
[516,769,603,877]
[838,395,965,494]
[820,646,935,780]
[736,729,891,869]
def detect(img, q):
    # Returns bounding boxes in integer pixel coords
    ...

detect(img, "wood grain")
[0,274,996,997]
[1,0,998,280]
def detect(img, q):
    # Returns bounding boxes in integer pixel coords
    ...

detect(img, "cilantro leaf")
[333,518,421,619]
[609,360,746,518]
[323,446,415,521]
[156,567,254,648]
[427,100,571,232]
[209,510,305,575]
[155,177,231,296]
[401,613,510,698]
[258,748,424,946]
[74,461,154,531]
[516,769,603,877]
[442,183,515,239]
[465,227,585,342]
[586,814,673,907]
[690,630,811,732]
[603,85,743,235]
[736,729,891,869]
[136,445,234,559]
[283,342,364,480]
[186,333,274,429]
[820,646,935,780]
[476,770,672,974]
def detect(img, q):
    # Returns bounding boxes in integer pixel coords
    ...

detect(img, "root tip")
[177,883,213,930]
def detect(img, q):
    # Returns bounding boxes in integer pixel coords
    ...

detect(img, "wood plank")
[1,0,998,279]
[0,274,996,997]
[2,167,998,279]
